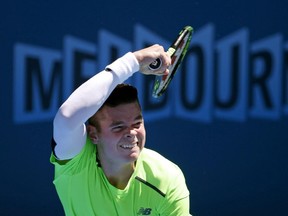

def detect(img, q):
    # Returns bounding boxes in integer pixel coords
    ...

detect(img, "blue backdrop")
[0,0,287,215]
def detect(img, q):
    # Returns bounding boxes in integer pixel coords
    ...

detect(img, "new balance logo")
[137,207,152,215]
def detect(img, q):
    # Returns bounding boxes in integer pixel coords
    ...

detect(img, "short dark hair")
[103,83,139,108]
[88,84,140,131]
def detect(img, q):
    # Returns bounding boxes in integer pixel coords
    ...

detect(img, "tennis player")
[50,44,191,215]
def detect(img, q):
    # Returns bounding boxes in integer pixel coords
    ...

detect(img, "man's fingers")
[133,44,171,75]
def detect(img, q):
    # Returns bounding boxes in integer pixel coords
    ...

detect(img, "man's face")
[92,102,146,165]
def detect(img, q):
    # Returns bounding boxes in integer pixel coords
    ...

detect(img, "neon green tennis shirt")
[50,138,191,216]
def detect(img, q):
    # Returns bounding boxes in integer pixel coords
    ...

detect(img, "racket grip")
[148,58,162,70]
[148,47,175,70]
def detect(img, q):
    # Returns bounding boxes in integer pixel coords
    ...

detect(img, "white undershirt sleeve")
[53,52,139,160]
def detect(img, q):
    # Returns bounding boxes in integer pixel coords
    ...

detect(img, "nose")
[124,129,137,139]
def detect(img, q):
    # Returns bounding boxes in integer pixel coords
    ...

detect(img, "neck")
[99,157,136,189]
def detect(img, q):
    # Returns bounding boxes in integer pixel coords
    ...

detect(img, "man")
[50,44,191,215]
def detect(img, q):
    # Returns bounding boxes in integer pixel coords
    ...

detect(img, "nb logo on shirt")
[137,207,152,215]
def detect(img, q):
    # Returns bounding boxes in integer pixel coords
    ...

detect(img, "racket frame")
[152,26,193,98]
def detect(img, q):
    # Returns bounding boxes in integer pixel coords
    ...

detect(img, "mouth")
[120,143,138,149]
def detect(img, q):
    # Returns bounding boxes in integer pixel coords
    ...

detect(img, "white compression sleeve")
[53,52,139,160]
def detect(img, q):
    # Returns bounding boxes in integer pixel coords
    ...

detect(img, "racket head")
[152,26,193,98]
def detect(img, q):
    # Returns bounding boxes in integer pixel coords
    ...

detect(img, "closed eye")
[111,125,126,132]
[110,121,142,132]
[110,115,143,133]
[133,121,143,129]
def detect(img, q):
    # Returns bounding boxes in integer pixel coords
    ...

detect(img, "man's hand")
[133,44,171,76]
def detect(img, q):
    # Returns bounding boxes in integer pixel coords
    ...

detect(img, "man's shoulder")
[141,148,168,160]
[136,148,186,197]
[140,148,182,176]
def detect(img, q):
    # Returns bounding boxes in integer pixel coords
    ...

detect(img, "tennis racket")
[150,26,193,98]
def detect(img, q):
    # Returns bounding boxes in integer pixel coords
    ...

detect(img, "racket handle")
[148,58,162,70]
[148,47,175,70]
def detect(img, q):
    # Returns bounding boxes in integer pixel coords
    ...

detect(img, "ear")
[87,124,99,144]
